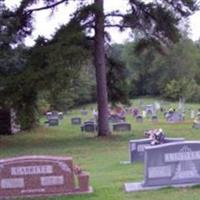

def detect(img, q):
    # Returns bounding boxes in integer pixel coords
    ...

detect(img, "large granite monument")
[129,137,185,163]
[0,155,92,199]
[125,141,200,192]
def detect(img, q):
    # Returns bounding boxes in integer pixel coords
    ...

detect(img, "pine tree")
[5,0,199,136]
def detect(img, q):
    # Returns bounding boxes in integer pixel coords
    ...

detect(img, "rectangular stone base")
[124,182,200,192]
[120,161,131,165]
[0,186,93,200]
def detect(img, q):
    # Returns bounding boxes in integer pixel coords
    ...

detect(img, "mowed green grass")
[1,98,200,200]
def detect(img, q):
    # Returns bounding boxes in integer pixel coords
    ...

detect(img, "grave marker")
[113,122,131,132]
[125,141,200,192]
[81,121,97,132]
[71,117,82,125]
[129,138,185,163]
[136,115,143,123]
[0,155,92,199]
[151,115,158,123]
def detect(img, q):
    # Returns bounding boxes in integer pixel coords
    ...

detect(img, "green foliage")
[36,23,95,110]
[121,38,200,100]
[163,78,200,102]
[107,44,130,105]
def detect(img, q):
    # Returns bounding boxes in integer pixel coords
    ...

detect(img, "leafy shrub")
[163,78,200,102]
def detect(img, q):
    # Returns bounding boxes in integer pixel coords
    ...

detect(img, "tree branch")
[104,24,131,29]
[27,0,68,13]
[105,13,124,18]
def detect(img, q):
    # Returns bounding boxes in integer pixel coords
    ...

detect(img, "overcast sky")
[5,0,200,46]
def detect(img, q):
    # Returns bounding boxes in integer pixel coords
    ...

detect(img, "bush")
[163,78,200,102]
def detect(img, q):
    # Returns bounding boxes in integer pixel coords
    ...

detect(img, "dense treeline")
[121,38,200,101]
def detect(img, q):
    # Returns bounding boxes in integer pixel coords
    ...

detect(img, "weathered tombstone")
[129,137,185,163]
[46,111,52,118]
[142,110,146,118]
[154,101,161,111]
[125,141,200,192]
[0,109,20,135]
[81,121,97,132]
[48,116,59,126]
[144,104,156,117]
[71,117,82,125]
[45,111,59,126]
[58,112,64,120]
[108,115,125,123]
[113,122,131,132]
[166,112,184,123]
[178,96,185,115]
[136,115,143,123]
[151,115,158,123]
[191,110,195,119]
[80,110,88,116]
[0,155,92,199]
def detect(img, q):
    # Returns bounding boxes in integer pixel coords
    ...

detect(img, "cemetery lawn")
[1,98,200,200]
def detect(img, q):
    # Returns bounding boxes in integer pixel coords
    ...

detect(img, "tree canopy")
[1,0,199,135]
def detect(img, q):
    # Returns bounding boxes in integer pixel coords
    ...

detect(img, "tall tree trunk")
[94,0,110,136]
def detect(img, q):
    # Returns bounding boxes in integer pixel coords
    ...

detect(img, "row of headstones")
[2,139,200,198]
[125,138,200,192]
[135,112,185,123]
[71,117,132,132]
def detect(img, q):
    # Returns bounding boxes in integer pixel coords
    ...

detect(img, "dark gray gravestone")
[46,111,59,126]
[108,115,125,123]
[151,115,158,123]
[71,117,82,125]
[125,141,200,192]
[113,122,131,132]
[81,121,97,132]
[48,116,59,126]
[136,115,143,123]
[144,141,200,186]
[58,112,64,120]
[129,138,185,163]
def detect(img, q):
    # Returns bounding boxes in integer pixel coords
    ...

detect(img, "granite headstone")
[0,155,92,199]
[71,117,82,125]
[113,122,131,132]
[125,141,200,192]
[129,137,185,163]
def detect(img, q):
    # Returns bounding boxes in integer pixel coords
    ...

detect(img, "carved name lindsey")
[165,151,200,162]
[11,165,53,176]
